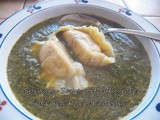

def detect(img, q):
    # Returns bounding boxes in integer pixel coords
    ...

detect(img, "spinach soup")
[7,15,151,120]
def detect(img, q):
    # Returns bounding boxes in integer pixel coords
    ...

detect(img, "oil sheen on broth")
[7,15,151,120]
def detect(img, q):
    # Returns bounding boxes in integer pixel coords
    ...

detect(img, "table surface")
[0,0,160,31]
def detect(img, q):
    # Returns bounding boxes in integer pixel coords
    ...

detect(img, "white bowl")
[0,0,160,120]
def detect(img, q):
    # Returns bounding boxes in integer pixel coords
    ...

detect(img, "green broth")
[7,15,151,120]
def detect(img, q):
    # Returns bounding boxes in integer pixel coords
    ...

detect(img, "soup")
[7,15,151,120]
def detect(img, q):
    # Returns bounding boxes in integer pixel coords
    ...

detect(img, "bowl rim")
[0,0,160,120]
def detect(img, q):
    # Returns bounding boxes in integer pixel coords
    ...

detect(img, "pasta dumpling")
[51,25,115,66]
[39,35,88,90]
[37,25,115,90]
[62,29,115,66]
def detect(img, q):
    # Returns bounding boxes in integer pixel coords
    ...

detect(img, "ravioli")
[39,35,88,90]
[38,25,115,90]
[63,29,115,66]
[52,25,115,66]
